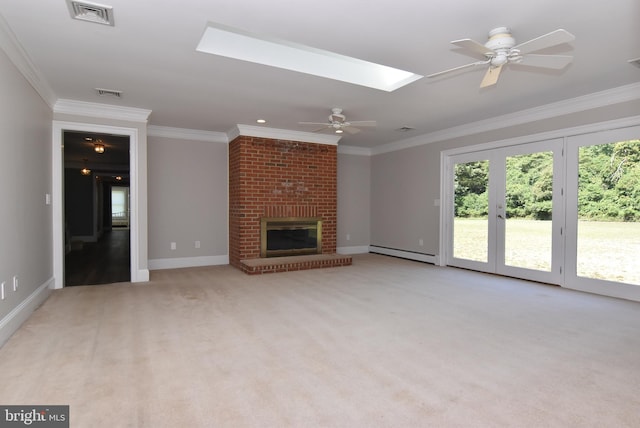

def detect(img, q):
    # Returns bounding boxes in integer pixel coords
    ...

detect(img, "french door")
[564,126,640,299]
[445,125,640,300]
[447,139,564,285]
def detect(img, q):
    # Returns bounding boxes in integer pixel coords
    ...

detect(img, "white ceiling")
[1,0,639,149]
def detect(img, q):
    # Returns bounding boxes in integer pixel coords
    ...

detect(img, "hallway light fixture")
[94,141,105,153]
[80,159,91,176]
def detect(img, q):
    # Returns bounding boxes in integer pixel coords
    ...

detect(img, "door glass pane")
[504,151,553,271]
[577,140,640,285]
[453,160,489,262]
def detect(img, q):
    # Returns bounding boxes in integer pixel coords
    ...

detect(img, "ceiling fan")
[427,27,575,88]
[298,108,376,134]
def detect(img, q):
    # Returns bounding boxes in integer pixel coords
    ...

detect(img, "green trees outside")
[454,160,489,218]
[454,140,640,221]
[578,140,640,221]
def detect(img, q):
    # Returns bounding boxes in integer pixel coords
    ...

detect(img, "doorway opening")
[62,130,131,286]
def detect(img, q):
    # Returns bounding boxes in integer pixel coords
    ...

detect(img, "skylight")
[196,22,422,92]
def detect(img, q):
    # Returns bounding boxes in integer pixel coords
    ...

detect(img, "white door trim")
[52,121,147,288]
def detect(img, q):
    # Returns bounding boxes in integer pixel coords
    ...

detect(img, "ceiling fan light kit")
[428,27,575,87]
[298,108,377,135]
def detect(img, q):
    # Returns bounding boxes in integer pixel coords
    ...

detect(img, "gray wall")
[0,47,53,321]
[370,100,640,258]
[371,145,439,255]
[337,153,371,250]
[147,136,228,262]
[146,141,372,265]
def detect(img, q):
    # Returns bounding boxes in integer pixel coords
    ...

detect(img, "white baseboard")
[0,277,54,348]
[337,245,370,255]
[148,255,229,270]
[368,246,437,264]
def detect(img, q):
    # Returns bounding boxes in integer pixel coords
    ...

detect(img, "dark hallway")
[65,228,130,286]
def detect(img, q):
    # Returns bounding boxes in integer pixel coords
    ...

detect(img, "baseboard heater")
[368,245,437,265]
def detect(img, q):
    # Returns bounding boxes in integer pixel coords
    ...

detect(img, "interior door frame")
[52,121,145,289]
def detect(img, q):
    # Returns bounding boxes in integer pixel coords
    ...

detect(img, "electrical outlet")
[195,240,201,249]
[346,234,350,241]
[170,242,177,250]
[12,276,18,291]
[419,239,424,246]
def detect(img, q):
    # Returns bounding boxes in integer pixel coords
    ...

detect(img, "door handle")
[497,214,504,219]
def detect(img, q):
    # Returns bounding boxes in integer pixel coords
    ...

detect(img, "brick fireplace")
[229,134,352,274]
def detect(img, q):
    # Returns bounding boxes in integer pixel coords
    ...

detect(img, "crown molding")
[338,145,372,156]
[372,82,640,155]
[226,125,241,142]
[234,124,341,145]
[148,125,228,143]
[0,14,57,108]
[54,99,152,123]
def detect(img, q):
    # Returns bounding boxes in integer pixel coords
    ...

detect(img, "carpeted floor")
[1,253,639,427]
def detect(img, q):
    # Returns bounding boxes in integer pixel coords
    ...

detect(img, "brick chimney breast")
[229,135,347,273]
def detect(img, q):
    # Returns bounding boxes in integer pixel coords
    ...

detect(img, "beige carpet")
[1,254,639,427]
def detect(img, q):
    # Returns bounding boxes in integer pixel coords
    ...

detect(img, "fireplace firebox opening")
[260,217,322,258]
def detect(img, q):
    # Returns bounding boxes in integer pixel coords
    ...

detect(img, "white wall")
[147,136,228,269]
[0,47,53,344]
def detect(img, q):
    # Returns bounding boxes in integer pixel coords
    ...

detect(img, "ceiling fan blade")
[348,120,377,127]
[451,38,494,56]
[514,29,575,54]
[480,64,503,88]
[342,126,361,135]
[518,54,573,69]
[298,121,329,126]
[427,60,490,78]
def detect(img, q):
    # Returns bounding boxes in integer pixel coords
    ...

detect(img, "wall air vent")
[67,1,114,26]
[629,58,640,69]
[96,88,121,97]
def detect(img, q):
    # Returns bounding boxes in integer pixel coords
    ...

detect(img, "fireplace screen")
[260,217,322,258]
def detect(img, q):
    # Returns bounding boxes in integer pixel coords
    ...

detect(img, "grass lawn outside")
[453,218,640,285]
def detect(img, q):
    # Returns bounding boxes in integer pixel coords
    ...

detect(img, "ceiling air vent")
[67,1,114,26]
[629,58,640,69]
[96,88,121,98]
